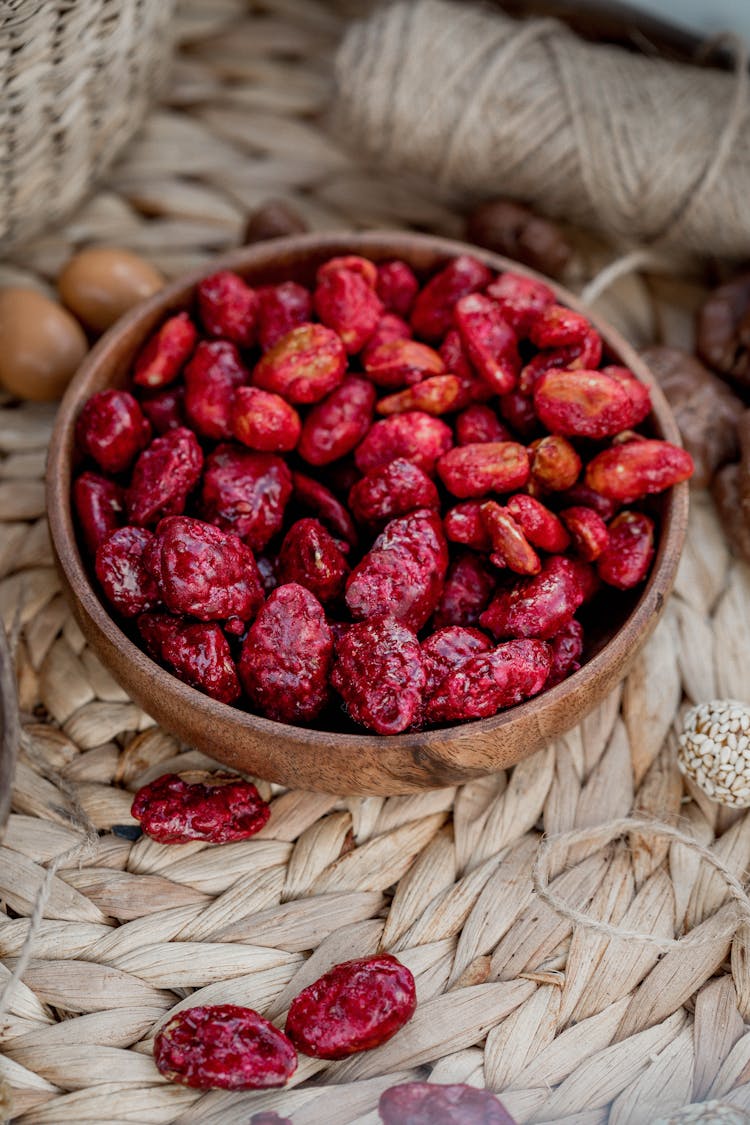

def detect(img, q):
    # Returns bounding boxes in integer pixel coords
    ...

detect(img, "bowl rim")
[47,230,689,763]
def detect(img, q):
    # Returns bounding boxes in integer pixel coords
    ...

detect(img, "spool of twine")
[332,0,750,258]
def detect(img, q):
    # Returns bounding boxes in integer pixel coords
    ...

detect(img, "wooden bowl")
[47,232,689,795]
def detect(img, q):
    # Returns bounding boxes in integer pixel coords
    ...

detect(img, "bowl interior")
[47,232,689,793]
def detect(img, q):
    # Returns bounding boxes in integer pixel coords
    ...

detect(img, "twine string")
[334,0,750,259]
[533,816,750,950]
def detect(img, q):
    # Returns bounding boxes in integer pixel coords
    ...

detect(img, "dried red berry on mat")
[239,583,333,723]
[95,526,159,618]
[349,458,439,527]
[73,471,124,554]
[379,1080,517,1125]
[231,386,301,453]
[277,518,349,603]
[285,954,416,1059]
[355,412,453,477]
[201,445,292,552]
[253,323,347,403]
[298,375,375,466]
[144,516,263,622]
[424,638,551,723]
[131,771,269,843]
[126,427,203,526]
[346,509,448,632]
[154,1004,296,1089]
[76,389,151,474]
[331,615,425,734]
[133,312,197,389]
[198,271,258,348]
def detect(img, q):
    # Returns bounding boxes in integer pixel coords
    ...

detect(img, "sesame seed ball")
[677,700,750,808]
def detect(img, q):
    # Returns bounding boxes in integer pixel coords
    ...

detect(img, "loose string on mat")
[533,816,750,950]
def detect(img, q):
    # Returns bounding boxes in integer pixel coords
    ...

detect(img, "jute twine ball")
[677,700,750,807]
[653,1100,750,1124]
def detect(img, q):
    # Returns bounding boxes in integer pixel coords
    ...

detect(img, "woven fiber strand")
[0,0,176,251]
[2,2,750,1123]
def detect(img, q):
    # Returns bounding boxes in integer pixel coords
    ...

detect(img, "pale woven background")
[1,2,750,1123]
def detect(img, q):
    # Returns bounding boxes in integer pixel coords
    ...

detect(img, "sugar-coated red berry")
[454,292,520,395]
[201,445,292,552]
[379,1081,517,1125]
[131,771,269,843]
[411,254,492,341]
[547,618,584,687]
[560,506,610,561]
[277,518,349,603]
[140,385,185,433]
[197,271,259,347]
[355,412,453,477]
[253,323,347,404]
[437,442,529,500]
[231,386,301,452]
[424,638,551,723]
[486,271,555,335]
[443,502,493,552]
[455,404,511,445]
[126,427,203,526]
[585,440,694,503]
[74,471,124,554]
[184,340,248,441]
[432,552,496,629]
[76,389,151,474]
[376,259,419,317]
[421,626,492,698]
[257,281,312,352]
[331,615,425,734]
[349,458,439,526]
[95,526,159,617]
[239,583,333,723]
[133,312,197,388]
[597,511,655,589]
[363,338,444,389]
[481,501,541,575]
[480,555,593,640]
[506,494,570,553]
[298,376,375,466]
[138,616,242,703]
[144,515,264,622]
[314,264,383,354]
[345,509,448,632]
[285,954,416,1059]
[292,471,358,548]
[154,1004,296,1090]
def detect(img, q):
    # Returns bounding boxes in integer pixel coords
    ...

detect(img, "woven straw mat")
[2,2,750,1123]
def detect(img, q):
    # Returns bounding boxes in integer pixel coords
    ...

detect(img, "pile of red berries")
[73,253,693,734]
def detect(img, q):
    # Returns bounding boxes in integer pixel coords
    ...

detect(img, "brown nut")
[244,200,308,244]
[696,272,750,389]
[466,198,571,279]
[641,345,742,489]
[712,408,750,564]
[59,246,164,333]
[0,287,88,402]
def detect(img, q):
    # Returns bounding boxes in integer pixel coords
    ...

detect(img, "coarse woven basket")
[0,0,176,251]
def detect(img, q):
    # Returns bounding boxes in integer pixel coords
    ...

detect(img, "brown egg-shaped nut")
[0,287,88,402]
[59,247,164,333]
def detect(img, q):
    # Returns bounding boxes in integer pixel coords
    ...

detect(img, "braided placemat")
[2,2,750,1122]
